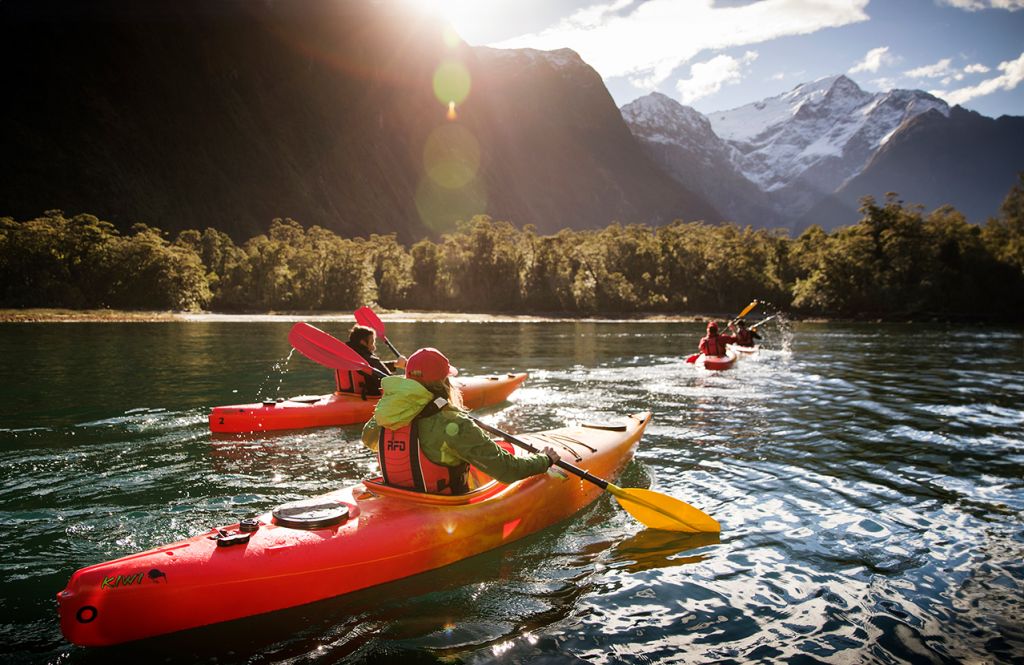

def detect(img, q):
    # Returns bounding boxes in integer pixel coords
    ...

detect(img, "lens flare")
[414,175,487,234]
[433,59,471,107]
[423,124,480,189]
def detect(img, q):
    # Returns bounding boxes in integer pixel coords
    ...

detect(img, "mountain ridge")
[623,75,1019,230]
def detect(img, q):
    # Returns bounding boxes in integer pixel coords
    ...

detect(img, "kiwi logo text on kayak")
[100,568,168,590]
[385,436,406,452]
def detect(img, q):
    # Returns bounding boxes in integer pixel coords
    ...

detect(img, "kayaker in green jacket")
[361,347,559,493]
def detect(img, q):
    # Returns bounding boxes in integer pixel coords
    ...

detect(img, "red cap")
[405,347,458,382]
[707,321,718,332]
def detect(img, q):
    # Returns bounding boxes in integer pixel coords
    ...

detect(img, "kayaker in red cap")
[728,319,762,347]
[361,347,560,494]
[698,321,737,357]
[337,325,407,397]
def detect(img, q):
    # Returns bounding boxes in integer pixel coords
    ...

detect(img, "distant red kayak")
[209,372,528,433]
[695,354,736,371]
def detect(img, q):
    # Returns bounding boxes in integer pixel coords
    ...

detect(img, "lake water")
[1,319,1022,663]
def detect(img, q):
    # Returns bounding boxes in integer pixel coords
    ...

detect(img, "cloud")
[849,46,895,74]
[964,63,991,74]
[905,58,954,78]
[930,51,1024,105]
[494,0,870,89]
[937,0,1024,10]
[676,51,759,104]
[871,77,900,90]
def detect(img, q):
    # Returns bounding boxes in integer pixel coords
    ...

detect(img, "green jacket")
[361,376,551,485]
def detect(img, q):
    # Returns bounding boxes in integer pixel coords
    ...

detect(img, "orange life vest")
[335,369,370,396]
[378,401,470,495]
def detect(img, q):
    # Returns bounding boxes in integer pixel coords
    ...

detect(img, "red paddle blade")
[354,306,386,338]
[685,354,699,364]
[288,322,369,371]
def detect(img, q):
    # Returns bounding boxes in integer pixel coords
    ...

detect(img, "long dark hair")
[420,377,464,410]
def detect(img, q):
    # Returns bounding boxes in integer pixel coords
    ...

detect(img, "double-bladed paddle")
[354,306,402,357]
[469,414,719,533]
[288,321,720,533]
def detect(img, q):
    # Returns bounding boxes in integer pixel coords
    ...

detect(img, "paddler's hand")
[394,355,407,370]
[542,446,561,467]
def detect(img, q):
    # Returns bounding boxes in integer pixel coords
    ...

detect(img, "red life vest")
[335,369,369,396]
[378,403,470,495]
[702,334,728,356]
[736,329,755,346]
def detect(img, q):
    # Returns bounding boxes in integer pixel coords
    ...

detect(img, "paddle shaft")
[468,415,609,490]
[381,337,401,357]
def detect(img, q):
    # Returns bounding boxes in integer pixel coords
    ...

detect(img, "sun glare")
[400,0,492,45]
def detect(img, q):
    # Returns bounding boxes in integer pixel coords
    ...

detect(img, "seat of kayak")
[363,443,518,504]
[363,470,504,505]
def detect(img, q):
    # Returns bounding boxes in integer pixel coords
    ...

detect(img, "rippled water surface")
[1,319,1022,663]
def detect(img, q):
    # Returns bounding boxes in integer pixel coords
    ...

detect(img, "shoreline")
[1,308,1009,325]
[0,308,795,324]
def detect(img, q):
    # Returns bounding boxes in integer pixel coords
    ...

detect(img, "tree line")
[2,175,1023,320]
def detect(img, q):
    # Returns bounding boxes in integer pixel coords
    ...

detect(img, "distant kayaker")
[361,347,560,494]
[338,325,407,397]
[729,319,762,347]
[698,321,737,357]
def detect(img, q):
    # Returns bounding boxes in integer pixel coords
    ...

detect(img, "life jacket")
[703,334,728,357]
[378,398,470,495]
[335,369,370,397]
[736,329,755,346]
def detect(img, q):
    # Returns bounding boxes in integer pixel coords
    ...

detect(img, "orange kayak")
[209,372,528,433]
[58,412,653,647]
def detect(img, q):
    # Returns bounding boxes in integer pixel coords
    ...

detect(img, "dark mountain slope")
[0,0,718,241]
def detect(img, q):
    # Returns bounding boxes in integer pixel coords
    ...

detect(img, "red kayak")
[58,412,653,647]
[209,373,528,433]
[696,353,736,371]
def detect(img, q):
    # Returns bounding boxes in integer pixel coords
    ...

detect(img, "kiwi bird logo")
[148,569,168,583]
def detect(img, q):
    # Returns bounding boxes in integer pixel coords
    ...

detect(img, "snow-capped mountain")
[709,75,947,196]
[623,75,964,230]
[622,93,777,228]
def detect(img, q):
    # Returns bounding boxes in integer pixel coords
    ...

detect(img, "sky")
[418,0,1024,118]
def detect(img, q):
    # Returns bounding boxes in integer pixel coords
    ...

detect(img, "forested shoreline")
[3,176,1023,321]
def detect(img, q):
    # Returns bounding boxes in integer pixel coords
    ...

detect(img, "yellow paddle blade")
[737,299,758,320]
[607,485,720,533]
